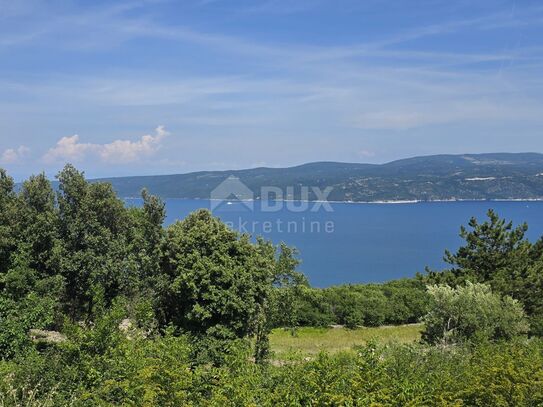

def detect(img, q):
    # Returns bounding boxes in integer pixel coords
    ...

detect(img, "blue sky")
[1,0,543,180]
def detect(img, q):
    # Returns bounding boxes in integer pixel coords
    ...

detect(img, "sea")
[126,199,543,287]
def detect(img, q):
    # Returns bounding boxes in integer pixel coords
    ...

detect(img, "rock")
[118,318,133,333]
[29,329,67,344]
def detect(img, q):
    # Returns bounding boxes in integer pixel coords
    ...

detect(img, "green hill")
[93,153,543,201]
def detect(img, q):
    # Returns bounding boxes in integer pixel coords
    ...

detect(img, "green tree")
[16,174,59,277]
[295,287,335,327]
[522,258,543,335]
[268,243,307,330]
[0,169,16,275]
[381,279,429,324]
[423,210,543,335]
[127,189,166,295]
[158,210,276,363]
[425,209,533,292]
[56,165,131,320]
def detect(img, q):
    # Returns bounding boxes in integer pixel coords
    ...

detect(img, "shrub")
[422,282,529,345]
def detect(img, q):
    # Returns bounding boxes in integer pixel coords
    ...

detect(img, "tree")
[16,174,60,279]
[127,189,166,294]
[1,173,63,304]
[381,279,429,324]
[425,209,533,293]
[423,210,543,336]
[268,243,307,330]
[422,282,529,345]
[56,165,131,320]
[521,258,543,336]
[294,287,335,327]
[0,169,16,275]
[158,210,276,363]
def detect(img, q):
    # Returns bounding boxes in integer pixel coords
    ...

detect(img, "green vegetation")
[292,279,429,328]
[2,165,543,405]
[1,165,305,365]
[1,329,543,405]
[423,283,528,345]
[423,208,543,336]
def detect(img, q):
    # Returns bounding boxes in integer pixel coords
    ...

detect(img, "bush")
[295,288,335,327]
[292,280,429,329]
[0,293,58,360]
[422,282,529,345]
[1,329,543,405]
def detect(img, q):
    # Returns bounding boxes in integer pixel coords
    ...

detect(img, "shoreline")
[124,197,543,204]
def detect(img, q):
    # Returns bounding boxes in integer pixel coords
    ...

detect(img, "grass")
[270,324,423,358]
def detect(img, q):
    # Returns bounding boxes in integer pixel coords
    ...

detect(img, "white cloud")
[43,126,168,164]
[42,135,95,163]
[0,145,30,164]
[99,125,168,162]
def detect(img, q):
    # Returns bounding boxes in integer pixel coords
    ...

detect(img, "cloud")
[43,126,168,164]
[2,0,543,174]
[42,135,94,163]
[99,125,168,162]
[0,145,30,164]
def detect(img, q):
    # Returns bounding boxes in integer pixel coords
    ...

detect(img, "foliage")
[1,165,302,365]
[0,293,57,360]
[292,279,430,329]
[268,244,307,331]
[422,282,529,345]
[56,164,133,321]
[157,209,278,363]
[1,331,543,406]
[424,209,543,335]
[2,165,543,404]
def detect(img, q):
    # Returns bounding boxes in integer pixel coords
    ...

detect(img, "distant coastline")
[99,153,543,203]
[32,153,541,203]
[124,197,543,204]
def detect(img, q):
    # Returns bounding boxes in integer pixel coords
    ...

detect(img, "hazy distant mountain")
[93,153,543,202]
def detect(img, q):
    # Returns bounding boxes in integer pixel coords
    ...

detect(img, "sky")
[1,0,543,180]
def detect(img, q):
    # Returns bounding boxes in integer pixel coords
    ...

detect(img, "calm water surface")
[127,199,543,287]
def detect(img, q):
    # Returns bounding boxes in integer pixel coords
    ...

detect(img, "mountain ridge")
[79,152,543,201]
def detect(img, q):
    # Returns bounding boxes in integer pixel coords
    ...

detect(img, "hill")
[94,153,543,202]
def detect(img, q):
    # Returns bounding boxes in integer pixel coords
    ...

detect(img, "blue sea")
[127,199,543,287]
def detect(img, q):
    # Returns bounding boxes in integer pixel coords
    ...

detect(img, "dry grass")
[270,324,423,358]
